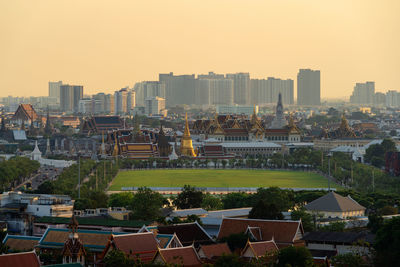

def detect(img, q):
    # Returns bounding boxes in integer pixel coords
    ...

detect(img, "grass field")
[108,169,337,191]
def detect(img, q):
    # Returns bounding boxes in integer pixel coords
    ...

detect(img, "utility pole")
[372,169,375,192]
[96,168,98,191]
[328,153,332,191]
[78,154,81,199]
[351,163,353,186]
[104,160,106,180]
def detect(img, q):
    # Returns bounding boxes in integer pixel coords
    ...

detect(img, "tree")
[220,232,249,252]
[367,213,384,234]
[319,221,346,232]
[108,192,134,208]
[35,180,54,194]
[277,246,313,267]
[88,190,109,209]
[332,253,364,267]
[103,249,131,267]
[249,201,283,220]
[201,193,223,210]
[291,209,314,232]
[379,205,398,215]
[222,192,250,209]
[131,187,164,220]
[374,217,400,266]
[221,160,227,169]
[250,187,294,212]
[173,185,204,209]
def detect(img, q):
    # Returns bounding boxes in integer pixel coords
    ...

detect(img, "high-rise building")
[134,81,166,107]
[195,74,234,106]
[226,72,250,105]
[60,84,83,112]
[250,77,294,105]
[386,90,400,108]
[374,92,386,106]
[93,93,115,114]
[194,79,211,106]
[349,82,375,105]
[48,81,63,102]
[114,88,135,115]
[297,69,321,106]
[145,97,166,116]
[159,72,196,107]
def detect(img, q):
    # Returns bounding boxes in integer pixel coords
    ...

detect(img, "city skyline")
[1,0,399,98]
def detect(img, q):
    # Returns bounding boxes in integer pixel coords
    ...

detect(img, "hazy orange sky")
[1,0,399,99]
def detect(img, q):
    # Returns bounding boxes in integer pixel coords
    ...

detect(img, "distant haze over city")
[1,0,399,98]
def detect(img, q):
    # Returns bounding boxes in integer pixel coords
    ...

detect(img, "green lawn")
[109,169,337,191]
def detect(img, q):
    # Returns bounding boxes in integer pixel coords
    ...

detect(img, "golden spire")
[184,113,191,137]
[180,113,196,157]
[112,132,119,157]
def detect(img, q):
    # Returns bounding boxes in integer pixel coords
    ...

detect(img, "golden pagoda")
[180,113,196,157]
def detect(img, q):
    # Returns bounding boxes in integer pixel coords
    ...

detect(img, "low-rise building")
[304,191,366,219]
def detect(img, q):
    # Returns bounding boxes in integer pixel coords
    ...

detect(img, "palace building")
[191,93,301,144]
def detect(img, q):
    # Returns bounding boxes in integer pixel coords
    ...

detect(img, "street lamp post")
[327,152,332,191]
[78,153,81,199]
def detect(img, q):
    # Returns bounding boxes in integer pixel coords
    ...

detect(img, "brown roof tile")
[3,236,39,252]
[217,218,303,245]
[244,240,278,257]
[110,232,159,262]
[0,251,40,267]
[304,192,366,212]
[157,222,214,247]
[198,243,231,259]
[157,246,203,267]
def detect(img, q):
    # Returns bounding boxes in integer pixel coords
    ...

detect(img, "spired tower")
[269,93,288,129]
[180,113,196,157]
[62,215,86,265]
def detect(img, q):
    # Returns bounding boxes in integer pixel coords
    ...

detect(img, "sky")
[0,0,399,99]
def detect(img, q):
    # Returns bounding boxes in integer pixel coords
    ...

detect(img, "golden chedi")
[180,113,196,157]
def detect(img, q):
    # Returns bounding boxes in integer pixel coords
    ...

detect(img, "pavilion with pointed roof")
[305,191,366,219]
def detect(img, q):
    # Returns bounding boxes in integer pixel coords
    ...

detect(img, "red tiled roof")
[0,251,40,267]
[217,218,303,245]
[157,222,214,247]
[157,246,203,267]
[244,240,278,257]
[198,243,231,259]
[110,232,159,262]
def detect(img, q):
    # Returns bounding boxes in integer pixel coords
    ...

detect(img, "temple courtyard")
[108,169,339,192]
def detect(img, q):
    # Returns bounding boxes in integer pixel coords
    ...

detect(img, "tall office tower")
[73,86,83,112]
[297,69,321,106]
[374,92,386,106]
[114,87,135,115]
[48,81,63,101]
[60,84,83,112]
[194,79,211,106]
[134,81,166,106]
[250,78,294,105]
[386,90,400,108]
[198,71,225,79]
[226,73,250,105]
[93,93,114,114]
[159,72,196,107]
[349,82,375,105]
[145,97,166,116]
[210,78,234,105]
[105,94,114,114]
